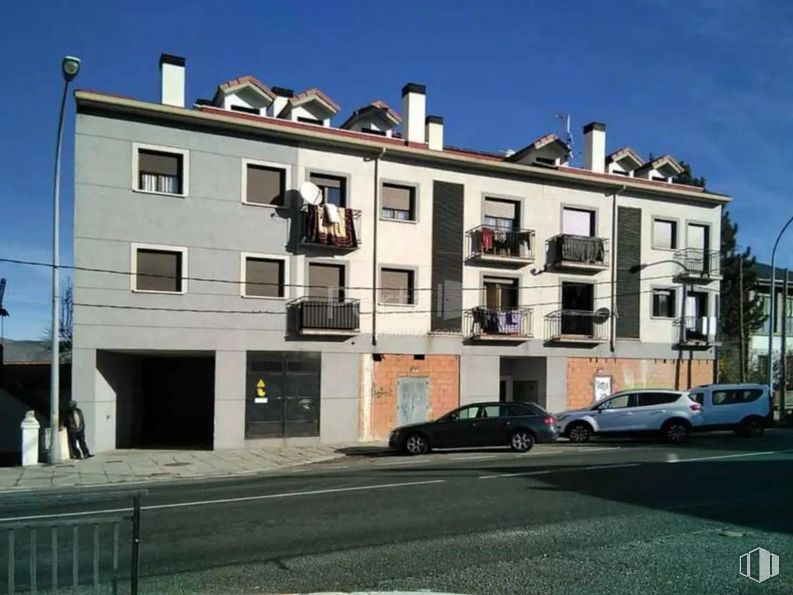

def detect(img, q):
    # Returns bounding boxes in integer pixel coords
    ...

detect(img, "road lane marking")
[479,470,555,480]
[479,462,640,480]
[446,454,500,461]
[580,463,640,471]
[374,458,432,466]
[668,449,793,464]
[0,479,446,523]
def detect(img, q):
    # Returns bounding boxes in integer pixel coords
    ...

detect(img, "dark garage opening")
[99,351,215,450]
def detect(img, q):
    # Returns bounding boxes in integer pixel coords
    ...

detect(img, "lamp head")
[62,56,81,82]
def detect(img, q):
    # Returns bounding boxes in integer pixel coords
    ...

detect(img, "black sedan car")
[389,402,558,455]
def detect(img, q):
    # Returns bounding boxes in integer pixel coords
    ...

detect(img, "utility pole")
[739,258,745,382]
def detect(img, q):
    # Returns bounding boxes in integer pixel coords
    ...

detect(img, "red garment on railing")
[481,227,494,251]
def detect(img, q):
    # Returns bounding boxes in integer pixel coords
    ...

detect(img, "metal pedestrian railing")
[1,490,144,594]
[465,225,535,262]
[673,248,721,279]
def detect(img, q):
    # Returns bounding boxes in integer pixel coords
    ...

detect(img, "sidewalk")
[0,443,385,493]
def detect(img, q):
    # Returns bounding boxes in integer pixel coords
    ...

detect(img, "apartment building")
[749,263,793,388]
[72,54,728,452]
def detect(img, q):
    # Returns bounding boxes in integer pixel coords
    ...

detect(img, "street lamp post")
[49,56,81,465]
[767,214,793,407]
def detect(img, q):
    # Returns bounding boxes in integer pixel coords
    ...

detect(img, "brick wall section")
[370,354,459,440]
[566,357,714,409]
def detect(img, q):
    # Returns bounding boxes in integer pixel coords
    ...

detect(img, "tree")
[719,210,766,382]
[41,278,73,360]
[674,160,707,189]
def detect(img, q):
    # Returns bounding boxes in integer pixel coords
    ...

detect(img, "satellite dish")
[594,307,611,324]
[299,181,322,206]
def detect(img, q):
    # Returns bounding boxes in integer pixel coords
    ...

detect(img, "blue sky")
[1,0,792,339]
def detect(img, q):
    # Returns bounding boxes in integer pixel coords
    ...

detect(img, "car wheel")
[739,417,765,438]
[510,429,535,452]
[403,433,430,455]
[663,420,690,444]
[567,422,592,443]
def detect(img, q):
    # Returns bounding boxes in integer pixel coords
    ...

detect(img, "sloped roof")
[635,154,684,176]
[213,75,276,105]
[606,146,645,168]
[340,100,401,129]
[280,88,340,117]
[505,133,569,163]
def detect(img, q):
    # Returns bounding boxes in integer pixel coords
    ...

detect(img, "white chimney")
[270,86,293,118]
[582,122,606,173]
[426,115,444,150]
[159,54,185,108]
[402,83,426,144]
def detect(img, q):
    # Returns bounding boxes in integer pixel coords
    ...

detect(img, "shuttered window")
[380,268,414,304]
[484,198,518,230]
[135,249,183,292]
[138,149,183,194]
[309,173,346,207]
[382,184,415,221]
[308,263,345,301]
[652,288,676,318]
[245,258,284,297]
[562,207,595,236]
[246,165,285,206]
[483,277,518,309]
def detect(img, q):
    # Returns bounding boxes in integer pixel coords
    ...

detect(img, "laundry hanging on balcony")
[473,307,522,335]
[561,235,605,263]
[304,204,358,247]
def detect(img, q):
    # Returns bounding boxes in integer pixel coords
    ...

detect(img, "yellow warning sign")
[256,379,266,398]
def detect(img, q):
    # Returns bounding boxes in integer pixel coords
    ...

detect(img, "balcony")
[546,234,609,272]
[465,226,535,266]
[301,204,361,250]
[464,307,533,342]
[675,316,721,349]
[545,309,609,344]
[673,248,721,282]
[292,297,360,336]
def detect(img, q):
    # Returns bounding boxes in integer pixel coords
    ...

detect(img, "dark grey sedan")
[388,402,559,455]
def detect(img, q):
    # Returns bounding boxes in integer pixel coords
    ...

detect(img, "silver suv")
[688,384,772,436]
[555,389,703,444]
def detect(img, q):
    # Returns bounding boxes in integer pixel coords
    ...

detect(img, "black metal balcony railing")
[293,297,360,333]
[302,204,361,249]
[673,248,721,279]
[466,226,535,262]
[675,316,721,346]
[545,309,609,342]
[547,234,609,268]
[464,307,533,340]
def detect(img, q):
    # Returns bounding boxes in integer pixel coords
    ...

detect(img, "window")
[652,288,676,318]
[712,389,764,406]
[309,173,346,207]
[244,257,285,298]
[245,163,285,206]
[653,219,677,250]
[505,404,541,417]
[690,392,705,405]
[448,405,479,421]
[600,394,633,409]
[363,127,386,136]
[484,198,519,231]
[562,207,595,237]
[137,148,185,195]
[484,277,518,310]
[308,262,345,301]
[480,405,502,418]
[231,105,260,115]
[381,183,416,221]
[636,392,679,407]
[133,247,185,293]
[380,268,415,305]
[298,116,324,125]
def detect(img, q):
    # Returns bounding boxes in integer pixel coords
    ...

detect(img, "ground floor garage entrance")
[97,350,215,450]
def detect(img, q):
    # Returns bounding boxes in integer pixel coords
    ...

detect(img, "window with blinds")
[308,263,345,301]
[483,277,518,310]
[138,149,183,194]
[562,207,595,237]
[381,184,416,221]
[246,165,285,206]
[380,268,415,304]
[483,198,518,230]
[309,173,346,207]
[245,258,284,297]
[135,249,183,292]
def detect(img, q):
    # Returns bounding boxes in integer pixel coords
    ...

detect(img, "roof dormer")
[212,76,275,116]
[277,88,340,127]
[634,154,684,183]
[340,100,401,137]
[606,146,645,177]
[504,133,570,167]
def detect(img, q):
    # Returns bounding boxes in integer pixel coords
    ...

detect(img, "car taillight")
[544,416,556,425]
[690,403,701,412]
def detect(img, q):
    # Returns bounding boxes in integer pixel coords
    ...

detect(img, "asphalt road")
[2,431,793,594]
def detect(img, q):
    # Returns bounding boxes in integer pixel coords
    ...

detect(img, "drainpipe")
[372,147,386,346]
[610,185,628,353]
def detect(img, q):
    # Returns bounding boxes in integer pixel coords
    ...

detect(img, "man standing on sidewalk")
[65,400,93,459]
